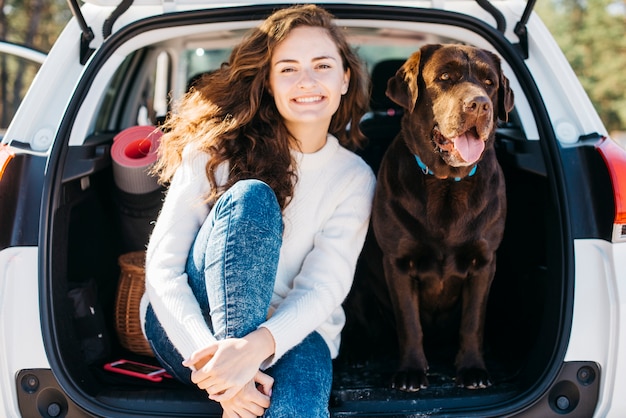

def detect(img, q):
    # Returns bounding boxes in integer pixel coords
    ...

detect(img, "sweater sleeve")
[144,146,217,360]
[260,164,376,366]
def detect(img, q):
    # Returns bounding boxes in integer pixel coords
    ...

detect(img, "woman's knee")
[216,179,282,235]
[190,178,283,272]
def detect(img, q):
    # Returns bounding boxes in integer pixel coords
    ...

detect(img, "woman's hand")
[183,327,275,401]
[221,371,273,418]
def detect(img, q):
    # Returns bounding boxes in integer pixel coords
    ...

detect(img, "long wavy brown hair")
[152,4,370,209]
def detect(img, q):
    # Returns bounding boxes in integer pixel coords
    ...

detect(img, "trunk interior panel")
[46,119,564,416]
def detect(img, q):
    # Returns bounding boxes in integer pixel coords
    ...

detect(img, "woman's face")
[269,26,350,135]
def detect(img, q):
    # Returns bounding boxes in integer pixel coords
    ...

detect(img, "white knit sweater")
[141,134,376,366]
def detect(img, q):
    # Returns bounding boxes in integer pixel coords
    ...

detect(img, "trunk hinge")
[66,0,134,65]
[66,0,95,65]
[514,0,537,59]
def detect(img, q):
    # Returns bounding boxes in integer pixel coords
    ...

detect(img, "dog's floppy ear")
[498,71,515,122]
[386,50,421,113]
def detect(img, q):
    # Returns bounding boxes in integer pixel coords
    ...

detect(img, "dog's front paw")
[456,368,492,389]
[391,369,429,392]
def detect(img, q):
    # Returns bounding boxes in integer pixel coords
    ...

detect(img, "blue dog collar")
[414,154,477,181]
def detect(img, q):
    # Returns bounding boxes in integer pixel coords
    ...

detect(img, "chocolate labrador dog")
[371,44,514,391]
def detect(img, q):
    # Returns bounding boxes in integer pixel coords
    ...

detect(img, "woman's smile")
[293,95,325,104]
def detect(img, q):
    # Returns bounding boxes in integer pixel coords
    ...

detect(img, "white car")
[1,0,625,417]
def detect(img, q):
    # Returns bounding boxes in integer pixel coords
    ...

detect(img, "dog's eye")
[484,79,494,86]
[439,73,450,81]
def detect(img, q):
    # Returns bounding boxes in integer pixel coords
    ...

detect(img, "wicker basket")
[114,251,154,357]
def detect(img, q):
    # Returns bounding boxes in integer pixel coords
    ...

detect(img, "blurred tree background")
[537,0,626,137]
[0,0,70,129]
[0,0,624,134]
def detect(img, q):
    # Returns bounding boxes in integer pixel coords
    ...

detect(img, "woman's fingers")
[208,386,239,402]
[184,344,221,388]
[222,402,263,418]
[254,370,274,396]
[209,371,273,404]
[223,400,265,418]
[183,344,218,372]
[221,379,271,417]
[184,339,273,402]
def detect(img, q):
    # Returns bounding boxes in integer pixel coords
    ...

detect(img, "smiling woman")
[142,4,375,417]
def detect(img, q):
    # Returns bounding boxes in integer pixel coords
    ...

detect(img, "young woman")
[141,4,376,417]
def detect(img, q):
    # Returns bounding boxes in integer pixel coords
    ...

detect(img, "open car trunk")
[40,115,564,418]
[33,3,599,417]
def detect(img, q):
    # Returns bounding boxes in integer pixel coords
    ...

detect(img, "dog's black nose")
[464,96,491,114]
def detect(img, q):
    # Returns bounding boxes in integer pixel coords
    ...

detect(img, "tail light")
[0,144,15,182]
[595,136,626,242]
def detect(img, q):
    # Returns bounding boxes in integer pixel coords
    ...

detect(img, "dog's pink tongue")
[454,132,484,164]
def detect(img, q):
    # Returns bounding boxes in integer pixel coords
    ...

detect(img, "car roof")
[81,0,473,7]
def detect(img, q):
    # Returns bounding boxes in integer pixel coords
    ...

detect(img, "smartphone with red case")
[104,359,169,382]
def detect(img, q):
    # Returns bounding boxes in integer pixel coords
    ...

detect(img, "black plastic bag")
[68,278,111,364]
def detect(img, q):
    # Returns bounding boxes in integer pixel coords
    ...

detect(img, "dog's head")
[386,44,514,179]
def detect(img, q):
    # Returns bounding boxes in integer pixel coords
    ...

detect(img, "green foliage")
[1,0,71,49]
[0,0,71,128]
[536,0,626,132]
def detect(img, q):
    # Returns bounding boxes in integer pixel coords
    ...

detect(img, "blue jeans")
[144,179,332,417]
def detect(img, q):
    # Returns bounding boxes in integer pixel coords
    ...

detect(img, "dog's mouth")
[432,126,485,166]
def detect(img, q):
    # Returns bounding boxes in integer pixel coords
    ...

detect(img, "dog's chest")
[419,273,463,307]
[408,178,485,232]
[425,180,471,215]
